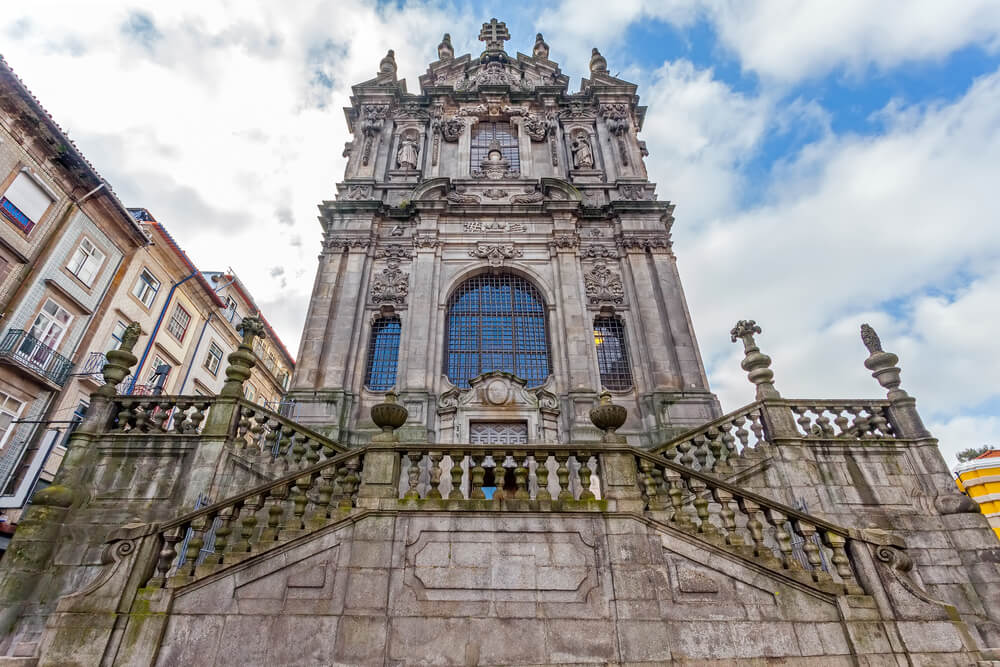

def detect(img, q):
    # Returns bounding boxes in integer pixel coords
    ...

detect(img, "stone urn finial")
[219,314,265,398]
[590,48,608,74]
[860,323,904,398]
[379,49,397,75]
[438,33,454,60]
[371,390,408,442]
[533,33,550,59]
[590,391,627,443]
[730,319,780,400]
[96,322,142,398]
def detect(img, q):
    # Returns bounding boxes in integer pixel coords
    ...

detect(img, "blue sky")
[3,1,1000,463]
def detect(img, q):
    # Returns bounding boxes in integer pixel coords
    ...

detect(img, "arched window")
[365,316,401,391]
[445,273,550,388]
[594,316,633,391]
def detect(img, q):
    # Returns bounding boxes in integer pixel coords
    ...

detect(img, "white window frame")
[1,170,55,234]
[27,298,73,351]
[0,391,25,450]
[166,304,191,342]
[205,341,224,375]
[132,269,161,308]
[66,237,106,287]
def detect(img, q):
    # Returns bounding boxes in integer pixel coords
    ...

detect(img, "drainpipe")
[176,312,215,395]
[128,271,197,393]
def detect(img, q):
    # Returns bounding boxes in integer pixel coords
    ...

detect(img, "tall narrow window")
[66,238,105,286]
[109,320,128,352]
[132,269,160,308]
[594,316,634,391]
[166,304,191,341]
[1,172,53,234]
[365,316,401,391]
[470,122,519,174]
[445,272,550,388]
[204,341,223,375]
[0,391,25,450]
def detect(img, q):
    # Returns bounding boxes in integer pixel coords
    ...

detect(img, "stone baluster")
[535,453,551,501]
[763,508,798,570]
[182,516,208,576]
[307,436,324,464]
[737,497,768,559]
[262,485,288,542]
[822,531,864,595]
[340,457,361,510]
[555,453,573,501]
[427,452,444,499]
[732,416,750,456]
[235,495,263,553]
[855,411,872,438]
[717,424,735,473]
[150,526,183,587]
[288,431,304,462]
[833,407,849,436]
[664,468,693,529]
[492,450,508,501]
[792,519,828,583]
[448,451,464,499]
[578,453,595,500]
[470,455,486,499]
[705,429,723,470]
[314,464,337,522]
[712,487,742,546]
[687,477,716,537]
[814,408,833,437]
[404,452,422,499]
[133,401,152,433]
[638,457,663,510]
[292,475,311,529]
[870,406,890,437]
[264,419,279,457]
[793,406,811,436]
[677,440,695,468]
[513,451,530,500]
[692,434,709,470]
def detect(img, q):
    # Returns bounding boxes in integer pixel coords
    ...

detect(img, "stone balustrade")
[635,449,867,596]
[232,399,347,462]
[652,402,770,474]
[107,396,213,434]
[145,448,364,588]
[395,444,607,507]
[781,399,896,439]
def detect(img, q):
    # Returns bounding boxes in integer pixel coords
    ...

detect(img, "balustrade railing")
[145,448,363,588]
[634,450,865,596]
[233,400,346,464]
[108,396,212,434]
[779,400,896,439]
[394,444,605,504]
[652,402,770,475]
[0,329,74,386]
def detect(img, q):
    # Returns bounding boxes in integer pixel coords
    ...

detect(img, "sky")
[3,1,1000,464]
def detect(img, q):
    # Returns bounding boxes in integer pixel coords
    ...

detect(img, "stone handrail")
[145,447,363,588]
[650,401,769,474]
[767,398,897,439]
[232,398,348,460]
[107,395,214,434]
[391,443,614,506]
[634,448,880,596]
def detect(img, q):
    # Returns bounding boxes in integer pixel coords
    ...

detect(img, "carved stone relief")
[395,129,420,170]
[617,184,652,201]
[375,243,413,259]
[344,184,372,201]
[600,103,631,166]
[464,220,527,233]
[436,371,560,444]
[468,243,522,267]
[585,262,625,305]
[371,261,409,305]
[570,130,595,169]
[359,104,390,166]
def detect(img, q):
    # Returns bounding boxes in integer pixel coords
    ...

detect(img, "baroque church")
[2,19,1000,666]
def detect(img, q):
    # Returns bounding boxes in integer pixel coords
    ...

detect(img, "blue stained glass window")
[365,316,401,391]
[445,273,550,387]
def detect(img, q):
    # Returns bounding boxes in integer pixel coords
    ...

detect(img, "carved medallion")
[469,243,522,267]
[585,262,625,305]
[371,261,409,305]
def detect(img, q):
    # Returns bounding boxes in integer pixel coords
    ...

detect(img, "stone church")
[1,19,999,666]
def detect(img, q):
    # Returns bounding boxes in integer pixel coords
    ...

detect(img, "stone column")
[620,247,682,390]
[293,248,350,390]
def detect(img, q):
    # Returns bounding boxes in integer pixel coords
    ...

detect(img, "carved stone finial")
[379,49,397,75]
[478,18,510,53]
[533,33,550,59]
[590,47,608,74]
[371,390,408,442]
[860,323,882,354]
[220,314,265,398]
[730,320,779,400]
[96,322,143,398]
[438,33,454,60]
[590,391,627,443]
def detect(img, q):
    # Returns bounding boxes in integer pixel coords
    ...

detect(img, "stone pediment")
[437,371,557,415]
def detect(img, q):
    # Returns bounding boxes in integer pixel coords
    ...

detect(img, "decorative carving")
[560,102,596,120]
[523,114,549,141]
[601,103,631,165]
[439,116,464,142]
[396,130,419,170]
[379,50,397,76]
[585,262,625,304]
[437,33,454,61]
[413,234,440,249]
[326,236,372,250]
[482,188,507,200]
[393,102,428,120]
[447,189,481,204]
[617,233,672,253]
[458,104,489,117]
[360,104,390,166]
[860,323,882,354]
[581,245,616,259]
[469,243,522,267]
[533,33,550,60]
[375,243,413,259]
[342,141,353,158]
[456,62,527,92]
[345,184,372,201]
[510,187,544,204]
[371,261,409,305]
[478,18,510,53]
[731,319,780,400]
[571,130,594,168]
[590,47,608,74]
[474,139,519,180]
[465,220,527,233]
[551,234,578,249]
[618,184,651,200]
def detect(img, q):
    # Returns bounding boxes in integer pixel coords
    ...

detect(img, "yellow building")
[955,450,1000,539]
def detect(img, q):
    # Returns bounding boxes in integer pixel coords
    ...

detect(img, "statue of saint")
[571,133,594,168]
[396,135,419,170]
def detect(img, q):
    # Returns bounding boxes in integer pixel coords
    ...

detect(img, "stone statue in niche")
[571,131,594,169]
[396,131,419,170]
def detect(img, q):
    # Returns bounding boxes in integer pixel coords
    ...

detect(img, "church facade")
[2,20,1000,666]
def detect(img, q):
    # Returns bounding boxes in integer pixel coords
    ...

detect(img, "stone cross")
[479,18,510,52]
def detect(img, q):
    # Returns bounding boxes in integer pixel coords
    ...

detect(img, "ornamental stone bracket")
[616,232,673,255]
[437,371,560,443]
[375,243,414,259]
[370,260,409,307]
[585,262,625,306]
[469,243,522,268]
[325,235,373,251]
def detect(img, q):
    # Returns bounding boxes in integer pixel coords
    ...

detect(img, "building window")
[205,341,223,375]
[109,320,128,352]
[364,315,401,391]
[224,296,239,324]
[24,298,72,354]
[594,316,634,391]
[0,391,25,450]
[166,304,191,342]
[66,237,105,287]
[244,383,256,402]
[132,269,160,308]
[145,355,171,391]
[470,122,519,173]
[1,172,53,234]
[445,272,550,388]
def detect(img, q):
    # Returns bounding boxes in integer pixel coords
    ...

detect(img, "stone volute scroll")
[730,319,779,400]
[220,314,265,398]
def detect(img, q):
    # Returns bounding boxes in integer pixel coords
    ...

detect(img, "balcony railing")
[0,329,74,386]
